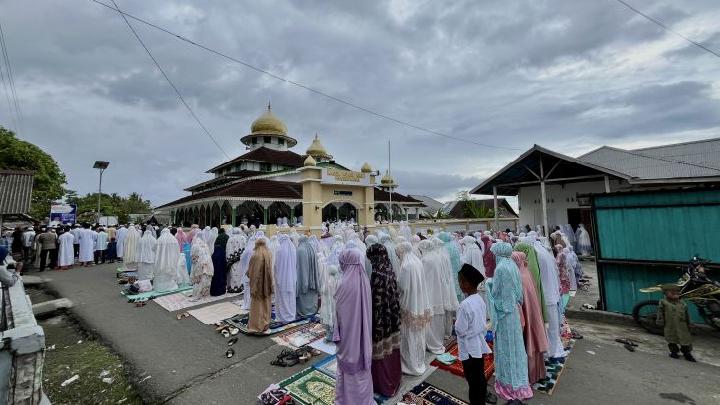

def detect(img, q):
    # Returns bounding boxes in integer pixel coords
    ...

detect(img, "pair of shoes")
[684,354,697,362]
[669,352,680,359]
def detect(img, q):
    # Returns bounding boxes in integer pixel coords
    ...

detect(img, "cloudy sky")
[2,0,720,207]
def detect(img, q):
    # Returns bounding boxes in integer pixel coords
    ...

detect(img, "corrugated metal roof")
[578,138,720,181]
[0,171,34,215]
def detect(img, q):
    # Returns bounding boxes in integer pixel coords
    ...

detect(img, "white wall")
[517,179,623,228]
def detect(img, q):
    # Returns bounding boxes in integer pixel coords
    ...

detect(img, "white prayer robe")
[460,236,485,277]
[532,236,565,358]
[123,227,141,268]
[153,229,178,291]
[77,229,95,262]
[176,253,190,286]
[396,244,432,376]
[57,232,74,267]
[273,235,297,323]
[419,240,449,354]
[116,227,128,258]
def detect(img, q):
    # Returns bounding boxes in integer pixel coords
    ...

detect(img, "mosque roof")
[240,104,297,147]
[156,179,303,209]
[207,147,305,173]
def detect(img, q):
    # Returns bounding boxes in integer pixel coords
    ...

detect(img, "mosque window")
[260,162,272,172]
[264,136,272,144]
[278,138,285,146]
[251,137,257,145]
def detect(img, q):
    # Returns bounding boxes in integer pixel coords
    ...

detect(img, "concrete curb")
[566,308,637,327]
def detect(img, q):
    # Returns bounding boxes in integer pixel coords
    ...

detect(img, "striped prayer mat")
[533,339,575,395]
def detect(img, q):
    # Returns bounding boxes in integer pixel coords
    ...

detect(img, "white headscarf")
[460,236,485,276]
[153,228,179,291]
[136,229,157,264]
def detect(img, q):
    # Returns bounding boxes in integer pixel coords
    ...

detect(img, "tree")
[0,127,67,219]
[67,191,152,224]
[455,189,494,218]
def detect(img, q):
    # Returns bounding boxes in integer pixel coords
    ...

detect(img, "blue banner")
[50,204,77,225]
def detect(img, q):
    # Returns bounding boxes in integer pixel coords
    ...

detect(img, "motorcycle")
[632,257,720,334]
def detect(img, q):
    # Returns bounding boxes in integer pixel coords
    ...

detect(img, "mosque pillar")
[231,206,237,226]
[539,159,549,235]
[300,165,323,234]
[493,186,499,231]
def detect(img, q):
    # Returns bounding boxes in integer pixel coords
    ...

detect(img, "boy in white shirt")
[456,263,493,405]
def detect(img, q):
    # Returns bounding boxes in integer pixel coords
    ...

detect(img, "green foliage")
[0,126,67,219]
[456,189,494,218]
[464,200,494,218]
[66,190,152,224]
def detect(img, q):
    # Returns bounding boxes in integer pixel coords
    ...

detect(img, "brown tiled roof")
[207,147,305,173]
[373,188,423,204]
[185,170,263,191]
[157,179,303,209]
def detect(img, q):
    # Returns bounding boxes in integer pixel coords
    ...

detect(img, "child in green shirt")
[657,284,695,362]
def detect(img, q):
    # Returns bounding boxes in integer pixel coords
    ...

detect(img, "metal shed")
[591,188,720,323]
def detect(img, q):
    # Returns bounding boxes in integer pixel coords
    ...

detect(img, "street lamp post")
[93,161,110,225]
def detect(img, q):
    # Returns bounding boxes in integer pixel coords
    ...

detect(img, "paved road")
[40,263,720,404]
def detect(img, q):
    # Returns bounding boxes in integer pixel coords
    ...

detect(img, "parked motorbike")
[632,257,720,334]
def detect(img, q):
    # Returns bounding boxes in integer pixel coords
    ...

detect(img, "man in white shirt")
[22,226,36,263]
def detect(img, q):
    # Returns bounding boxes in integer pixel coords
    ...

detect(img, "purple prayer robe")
[333,248,375,405]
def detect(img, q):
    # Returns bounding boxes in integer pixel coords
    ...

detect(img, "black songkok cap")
[459,263,484,287]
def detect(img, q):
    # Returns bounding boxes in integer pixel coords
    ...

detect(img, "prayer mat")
[312,355,337,379]
[533,339,575,395]
[186,302,247,325]
[430,341,495,380]
[152,290,241,312]
[122,285,192,302]
[271,322,326,348]
[279,368,336,405]
[227,313,311,336]
[399,382,468,405]
[116,270,136,278]
[308,339,336,355]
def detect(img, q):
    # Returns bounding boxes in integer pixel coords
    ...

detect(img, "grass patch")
[41,315,144,405]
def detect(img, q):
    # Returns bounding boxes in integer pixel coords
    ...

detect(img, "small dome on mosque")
[250,103,288,135]
[306,133,332,161]
[380,170,396,186]
[304,154,317,167]
[361,162,372,173]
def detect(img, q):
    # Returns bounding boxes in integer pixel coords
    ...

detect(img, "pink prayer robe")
[512,251,549,384]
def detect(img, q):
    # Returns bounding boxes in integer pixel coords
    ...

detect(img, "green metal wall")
[601,263,706,323]
[595,190,720,263]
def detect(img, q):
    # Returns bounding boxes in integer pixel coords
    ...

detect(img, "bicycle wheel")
[632,300,663,335]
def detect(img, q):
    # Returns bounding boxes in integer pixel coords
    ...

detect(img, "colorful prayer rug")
[152,290,241,312]
[227,313,311,336]
[271,322,326,348]
[312,355,337,379]
[186,302,247,325]
[399,382,468,405]
[122,285,192,302]
[279,368,336,405]
[430,341,495,380]
[533,339,575,395]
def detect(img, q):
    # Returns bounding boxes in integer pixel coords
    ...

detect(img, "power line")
[0,55,18,132]
[91,0,522,151]
[612,0,720,59]
[108,0,230,159]
[0,19,21,132]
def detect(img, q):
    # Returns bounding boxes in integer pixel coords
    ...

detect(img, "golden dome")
[304,154,317,167]
[250,103,288,135]
[361,162,372,173]
[306,134,332,161]
[380,170,396,186]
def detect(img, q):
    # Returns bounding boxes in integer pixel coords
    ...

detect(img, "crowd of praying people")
[1,219,589,405]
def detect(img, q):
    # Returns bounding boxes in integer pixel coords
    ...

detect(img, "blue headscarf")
[488,241,523,328]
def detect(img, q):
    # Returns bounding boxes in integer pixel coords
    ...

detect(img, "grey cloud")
[1,0,719,206]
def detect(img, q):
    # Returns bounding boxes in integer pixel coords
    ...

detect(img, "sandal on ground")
[229,327,240,336]
[228,337,238,346]
[271,356,299,367]
[486,391,498,404]
[226,348,235,358]
[623,343,636,352]
[571,331,583,339]
[615,338,638,347]
[221,330,231,338]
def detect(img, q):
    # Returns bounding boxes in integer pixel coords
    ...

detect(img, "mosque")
[156,104,424,230]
